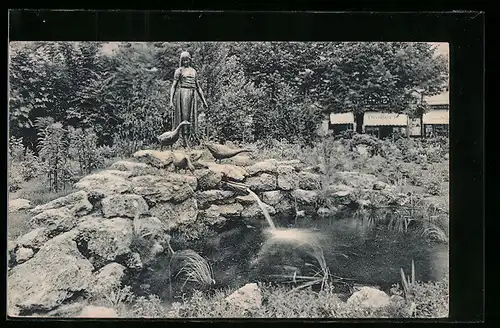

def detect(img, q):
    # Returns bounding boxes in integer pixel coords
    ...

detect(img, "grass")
[168,249,216,295]
[146,276,447,318]
[78,272,448,319]
[8,176,79,240]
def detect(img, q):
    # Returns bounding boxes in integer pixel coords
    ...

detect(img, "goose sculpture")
[157,121,191,151]
[172,151,195,174]
[204,142,252,163]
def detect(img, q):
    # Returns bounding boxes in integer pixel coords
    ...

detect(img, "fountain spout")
[224,181,276,230]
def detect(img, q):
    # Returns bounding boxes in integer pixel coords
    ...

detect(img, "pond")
[157,207,448,303]
[198,213,449,295]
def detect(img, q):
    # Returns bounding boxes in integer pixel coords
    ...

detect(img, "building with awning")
[363,112,409,139]
[422,90,449,137]
[329,112,356,134]
[424,91,450,107]
[422,109,449,137]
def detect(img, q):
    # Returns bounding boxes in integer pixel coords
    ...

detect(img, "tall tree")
[311,42,448,132]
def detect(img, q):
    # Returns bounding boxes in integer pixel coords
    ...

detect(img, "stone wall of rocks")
[7,149,419,317]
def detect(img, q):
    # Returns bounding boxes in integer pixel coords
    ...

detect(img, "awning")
[424,91,449,105]
[330,112,354,125]
[363,112,409,126]
[423,110,449,125]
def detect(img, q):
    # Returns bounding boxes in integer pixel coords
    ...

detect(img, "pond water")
[198,213,449,295]
[157,208,448,304]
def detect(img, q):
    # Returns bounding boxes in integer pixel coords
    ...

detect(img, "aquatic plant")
[257,228,332,292]
[400,259,416,300]
[168,249,215,294]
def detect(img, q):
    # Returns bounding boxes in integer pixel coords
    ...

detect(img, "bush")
[8,167,23,192]
[130,294,166,318]
[9,136,25,163]
[19,148,42,181]
[68,127,105,175]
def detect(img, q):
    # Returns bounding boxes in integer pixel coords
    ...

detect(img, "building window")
[424,124,449,138]
[365,126,379,138]
[332,124,354,135]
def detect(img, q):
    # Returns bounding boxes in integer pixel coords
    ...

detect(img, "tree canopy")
[9,41,448,151]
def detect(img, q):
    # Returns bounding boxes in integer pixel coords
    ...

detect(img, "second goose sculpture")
[157,121,191,151]
[204,143,252,163]
[172,151,195,174]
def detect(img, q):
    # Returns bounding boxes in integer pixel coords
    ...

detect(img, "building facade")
[363,112,409,139]
[422,91,449,137]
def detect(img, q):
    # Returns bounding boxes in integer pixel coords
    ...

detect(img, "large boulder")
[74,172,132,198]
[297,171,322,190]
[228,155,253,167]
[335,171,380,190]
[277,165,299,191]
[150,198,198,231]
[290,189,319,206]
[261,190,285,206]
[101,194,149,219]
[246,173,277,192]
[245,160,278,176]
[200,203,244,227]
[133,149,173,168]
[346,287,390,310]
[200,161,248,182]
[225,283,262,312]
[78,305,118,318]
[103,169,133,179]
[9,198,32,212]
[110,160,160,177]
[160,173,198,191]
[78,217,134,264]
[8,231,94,314]
[330,189,356,206]
[133,216,168,239]
[30,207,83,236]
[132,216,172,263]
[29,190,92,217]
[241,202,276,223]
[131,175,194,205]
[15,227,51,251]
[89,263,126,298]
[197,190,236,209]
[235,194,256,205]
[194,169,223,190]
[261,190,294,214]
[14,247,34,264]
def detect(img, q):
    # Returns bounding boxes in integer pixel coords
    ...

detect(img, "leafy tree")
[36,119,72,192]
[310,42,448,132]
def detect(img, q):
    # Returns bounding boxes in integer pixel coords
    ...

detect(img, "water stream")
[246,189,276,230]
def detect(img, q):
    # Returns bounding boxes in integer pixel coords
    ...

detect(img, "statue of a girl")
[169,51,208,148]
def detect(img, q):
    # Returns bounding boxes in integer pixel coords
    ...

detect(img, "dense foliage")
[9,41,447,151]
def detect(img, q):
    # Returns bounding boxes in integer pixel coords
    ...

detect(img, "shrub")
[349,133,382,156]
[37,121,73,192]
[19,148,42,181]
[89,285,136,317]
[68,127,105,175]
[130,294,166,318]
[9,136,25,163]
[424,173,442,196]
[9,167,23,192]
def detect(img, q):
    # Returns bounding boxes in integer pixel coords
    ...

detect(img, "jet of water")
[246,188,276,230]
